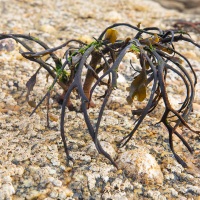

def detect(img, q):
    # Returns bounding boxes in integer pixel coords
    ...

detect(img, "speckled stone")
[0,0,200,199]
[117,148,164,185]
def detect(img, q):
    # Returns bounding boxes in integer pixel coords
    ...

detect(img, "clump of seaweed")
[0,23,200,168]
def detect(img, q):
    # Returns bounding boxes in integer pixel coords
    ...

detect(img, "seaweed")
[1,23,200,168]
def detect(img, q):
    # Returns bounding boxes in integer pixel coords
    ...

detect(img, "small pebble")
[53,179,62,187]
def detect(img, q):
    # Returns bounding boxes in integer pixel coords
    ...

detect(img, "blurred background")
[153,0,200,14]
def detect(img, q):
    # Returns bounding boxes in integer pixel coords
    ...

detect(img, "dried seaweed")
[1,23,200,168]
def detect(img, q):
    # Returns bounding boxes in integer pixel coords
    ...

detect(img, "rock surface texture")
[0,0,200,199]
